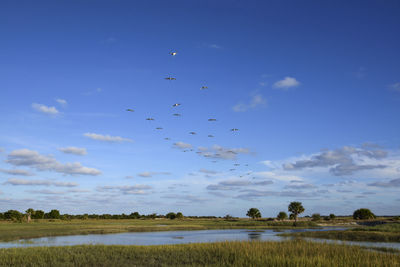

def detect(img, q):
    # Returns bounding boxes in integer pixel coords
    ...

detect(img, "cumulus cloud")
[199,169,218,175]
[389,82,400,92]
[58,147,87,155]
[253,171,303,182]
[284,183,317,190]
[97,185,152,195]
[161,194,208,203]
[273,77,300,89]
[233,94,266,112]
[197,145,250,160]
[26,189,65,195]
[0,168,34,176]
[173,142,192,149]
[137,171,171,177]
[0,148,4,153]
[207,179,273,191]
[368,178,400,188]
[84,133,133,143]
[32,103,59,115]
[6,149,101,176]
[283,146,388,176]
[235,189,318,200]
[4,178,78,187]
[56,99,67,107]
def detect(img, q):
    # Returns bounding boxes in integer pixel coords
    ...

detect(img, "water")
[0,227,399,250]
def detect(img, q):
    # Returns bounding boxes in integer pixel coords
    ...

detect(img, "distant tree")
[288,202,305,225]
[129,212,140,219]
[45,209,60,219]
[224,214,233,220]
[33,210,44,219]
[329,214,336,220]
[166,212,177,219]
[246,208,261,219]
[25,208,35,222]
[277,211,288,221]
[4,210,22,221]
[353,208,376,220]
[176,212,184,219]
[311,213,321,221]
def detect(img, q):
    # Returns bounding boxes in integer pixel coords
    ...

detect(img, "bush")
[353,209,376,220]
[166,212,177,219]
[329,214,336,220]
[277,211,288,221]
[312,213,321,221]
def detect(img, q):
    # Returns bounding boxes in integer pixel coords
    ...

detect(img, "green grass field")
[279,223,400,242]
[0,240,399,267]
[0,219,318,242]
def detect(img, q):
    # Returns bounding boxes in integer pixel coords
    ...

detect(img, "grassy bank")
[279,223,400,243]
[0,219,318,242]
[0,240,399,267]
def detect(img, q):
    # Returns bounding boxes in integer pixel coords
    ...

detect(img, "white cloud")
[56,99,67,107]
[273,77,300,89]
[173,142,192,149]
[58,147,87,156]
[137,171,171,178]
[97,185,152,195]
[0,148,4,153]
[233,94,266,112]
[0,168,34,176]
[6,149,101,176]
[253,171,303,182]
[197,145,250,160]
[84,133,133,143]
[389,82,400,92]
[4,178,78,187]
[32,103,59,115]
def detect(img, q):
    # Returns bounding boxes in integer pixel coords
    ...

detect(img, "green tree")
[4,210,22,221]
[311,213,321,221]
[130,212,140,219]
[33,210,45,219]
[45,209,60,219]
[329,213,336,220]
[166,212,177,219]
[288,202,305,225]
[353,208,376,220]
[176,212,184,219]
[246,208,261,219]
[277,211,288,221]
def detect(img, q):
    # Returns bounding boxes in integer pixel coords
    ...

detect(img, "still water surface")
[0,228,399,250]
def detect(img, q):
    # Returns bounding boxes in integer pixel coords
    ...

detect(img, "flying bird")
[234,164,240,166]
[200,86,208,90]
[229,168,236,171]
[172,103,181,107]
[156,127,163,130]
[164,137,170,140]
[173,113,181,116]
[170,52,177,56]
[126,109,134,112]
[208,135,214,138]
[208,118,217,121]
[146,118,155,121]
[189,132,196,135]
[165,77,176,80]
[230,128,239,132]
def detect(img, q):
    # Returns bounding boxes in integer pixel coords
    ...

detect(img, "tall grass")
[0,240,399,267]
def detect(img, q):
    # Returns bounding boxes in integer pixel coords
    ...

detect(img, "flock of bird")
[125,51,255,177]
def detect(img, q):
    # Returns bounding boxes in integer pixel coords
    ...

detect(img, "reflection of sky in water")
[0,228,399,250]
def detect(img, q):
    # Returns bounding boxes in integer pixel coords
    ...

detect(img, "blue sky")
[1,0,400,217]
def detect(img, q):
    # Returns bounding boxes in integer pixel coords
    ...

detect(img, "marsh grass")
[279,223,400,242]
[0,219,318,242]
[0,240,399,267]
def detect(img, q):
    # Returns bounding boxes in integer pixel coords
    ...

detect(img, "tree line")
[246,202,377,224]
[0,209,187,222]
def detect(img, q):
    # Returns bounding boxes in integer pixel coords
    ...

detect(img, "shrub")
[353,209,376,220]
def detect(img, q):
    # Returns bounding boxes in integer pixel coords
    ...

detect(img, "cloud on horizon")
[84,133,133,143]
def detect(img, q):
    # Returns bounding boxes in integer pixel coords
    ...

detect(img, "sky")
[1,0,400,217]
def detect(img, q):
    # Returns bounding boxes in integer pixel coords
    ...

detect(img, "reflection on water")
[0,227,398,250]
